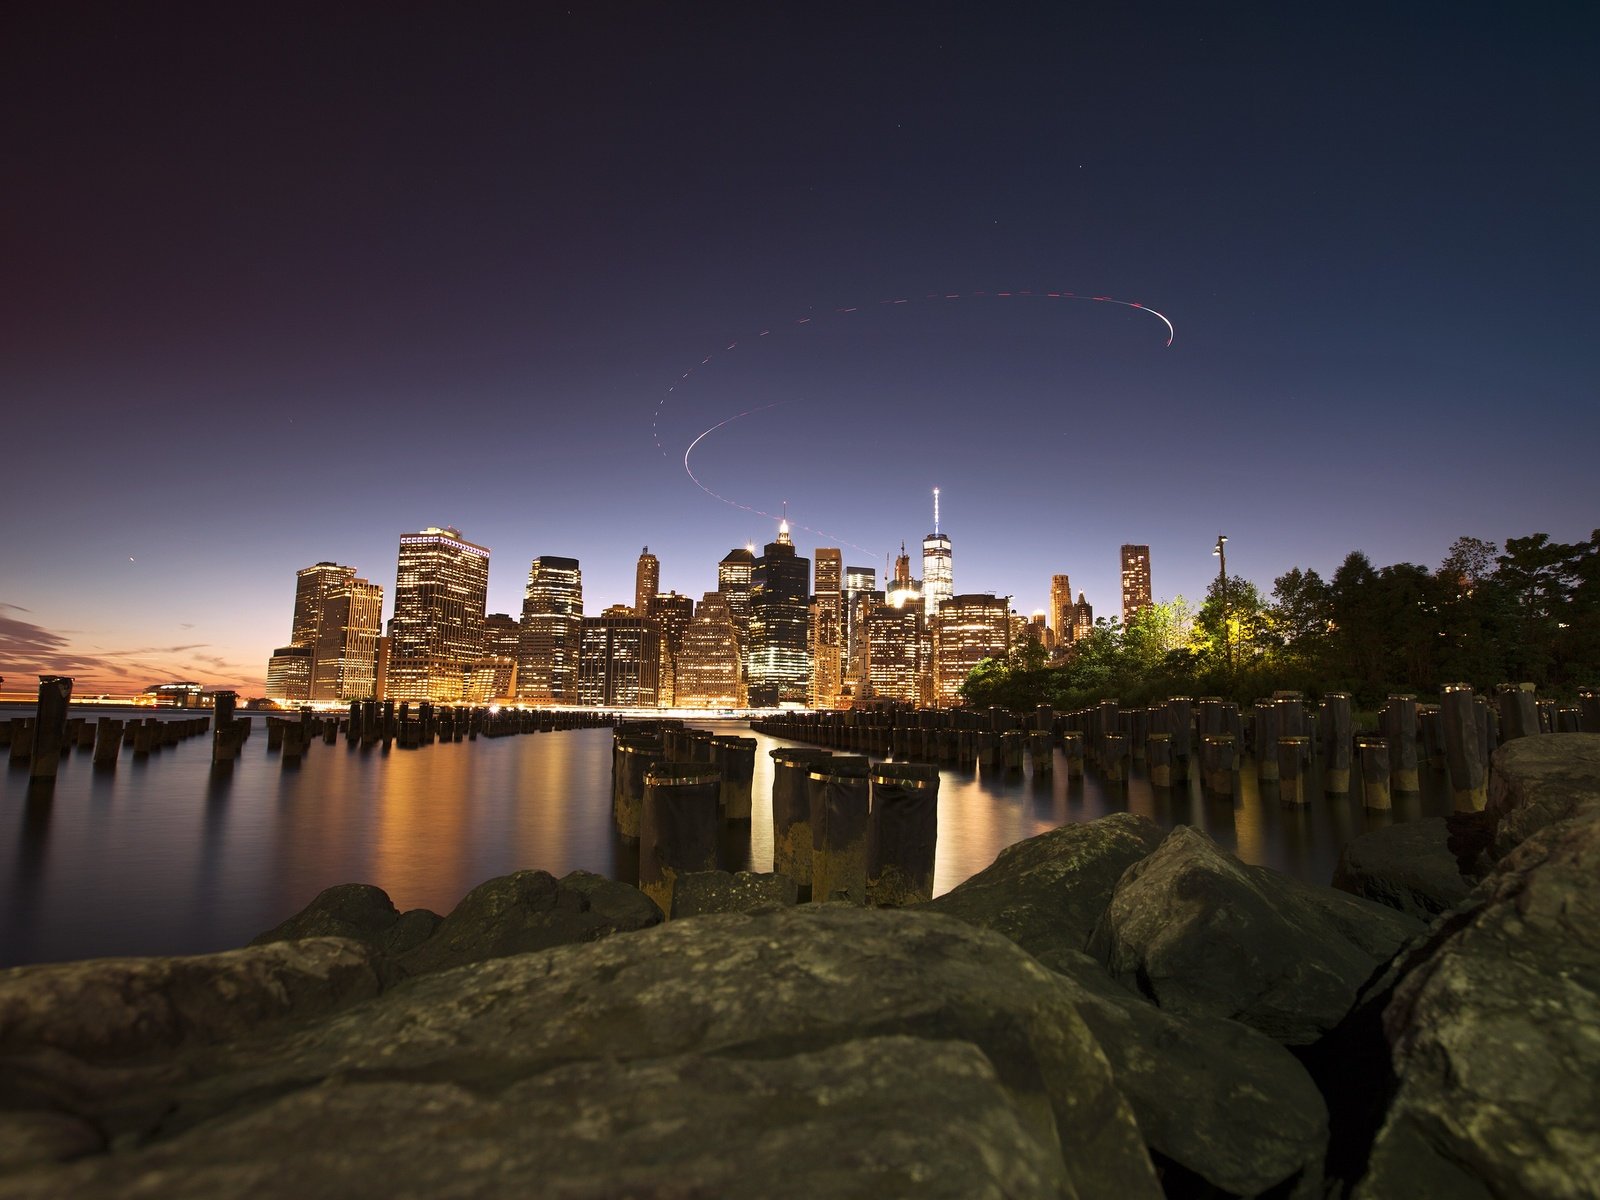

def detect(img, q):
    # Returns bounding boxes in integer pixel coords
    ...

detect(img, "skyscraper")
[864,597,922,705]
[268,560,358,702]
[1072,592,1095,643]
[634,546,659,617]
[810,548,844,708]
[748,521,811,706]
[310,576,383,701]
[466,612,520,701]
[717,546,754,636]
[933,594,1011,707]
[921,488,953,620]
[843,563,876,690]
[675,592,743,709]
[517,556,583,704]
[579,607,661,708]
[1121,544,1153,626]
[648,590,694,707]
[1050,574,1073,645]
[387,526,490,702]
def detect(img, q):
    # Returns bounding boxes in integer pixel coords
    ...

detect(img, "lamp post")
[1213,534,1230,671]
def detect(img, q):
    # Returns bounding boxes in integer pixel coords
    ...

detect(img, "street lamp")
[1213,534,1231,671]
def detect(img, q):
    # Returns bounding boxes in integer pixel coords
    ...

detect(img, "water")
[0,709,1453,966]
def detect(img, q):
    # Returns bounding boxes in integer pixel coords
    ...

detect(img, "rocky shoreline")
[2,735,1596,1198]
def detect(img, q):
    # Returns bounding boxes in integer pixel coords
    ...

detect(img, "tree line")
[961,532,1600,713]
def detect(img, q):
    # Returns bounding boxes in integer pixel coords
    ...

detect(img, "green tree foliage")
[959,531,1600,714]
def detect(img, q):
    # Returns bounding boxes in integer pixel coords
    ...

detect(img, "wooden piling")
[867,762,940,906]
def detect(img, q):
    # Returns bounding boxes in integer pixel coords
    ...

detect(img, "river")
[0,710,1453,965]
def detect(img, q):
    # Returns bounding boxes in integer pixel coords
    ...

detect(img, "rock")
[3,908,1161,1198]
[394,868,662,977]
[1483,732,1600,861]
[248,884,441,956]
[1087,825,1423,1045]
[0,1038,1076,1199]
[1036,946,1328,1199]
[669,869,798,917]
[1355,768,1600,1198]
[919,813,1163,955]
[1331,818,1473,922]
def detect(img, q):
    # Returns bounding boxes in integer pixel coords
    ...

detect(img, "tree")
[1438,536,1498,593]
[1269,567,1331,670]
[1193,574,1271,666]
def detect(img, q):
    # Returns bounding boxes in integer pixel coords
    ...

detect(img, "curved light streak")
[657,288,1176,550]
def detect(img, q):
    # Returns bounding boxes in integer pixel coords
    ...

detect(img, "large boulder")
[1088,826,1422,1045]
[249,884,442,956]
[1483,732,1600,861]
[1038,946,1328,1199]
[1355,758,1600,1198]
[919,813,1163,955]
[394,868,662,976]
[0,907,1162,1199]
[669,869,798,917]
[1331,818,1473,922]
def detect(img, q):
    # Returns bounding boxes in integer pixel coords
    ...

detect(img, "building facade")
[810,547,844,708]
[1050,574,1073,646]
[747,522,810,706]
[387,527,491,702]
[1072,592,1095,643]
[517,556,583,704]
[864,597,922,705]
[674,592,743,709]
[921,488,953,621]
[634,547,659,617]
[310,577,383,701]
[266,645,314,703]
[579,607,661,708]
[1121,544,1152,627]
[933,594,1011,707]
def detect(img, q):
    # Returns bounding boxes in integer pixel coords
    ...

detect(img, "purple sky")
[4,3,1596,693]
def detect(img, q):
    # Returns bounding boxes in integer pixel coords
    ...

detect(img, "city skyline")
[4,6,1595,696]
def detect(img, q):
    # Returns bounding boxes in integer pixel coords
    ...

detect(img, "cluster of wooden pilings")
[753,684,1600,814]
[611,720,942,916]
[256,700,617,762]
[750,707,1059,776]
[2,676,217,783]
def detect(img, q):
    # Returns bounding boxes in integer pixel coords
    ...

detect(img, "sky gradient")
[4,2,1597,693]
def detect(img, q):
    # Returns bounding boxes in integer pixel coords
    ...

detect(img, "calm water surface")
[0,710,1453,965]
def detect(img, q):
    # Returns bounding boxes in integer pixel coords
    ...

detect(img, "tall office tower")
[810,548,844,708]
[266,645,315,702]
[517,556,583,704]
[675,592,744,709]
[717,545,754,634]
[648,590,694,707]
[1072,592,1095,643]
[1026,611,1053,650]
[634,547,660,617]
[865,597,923,705]
[848,587,882,696]
[933,594,1012,707]
[578,607,661,708]
[464,612,520,702]
[748,521,811,706]
[267,560,358,700]
[921,488,953,620]
[886,542,921,611]
[292,561,357,648]
[1050,574,1073,644]
[387,527,491,702]
[1121,544,1153,626]
[310,577,384,701]
[842,564,876,689]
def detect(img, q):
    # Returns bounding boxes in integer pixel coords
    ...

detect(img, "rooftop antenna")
[932,486,941,535]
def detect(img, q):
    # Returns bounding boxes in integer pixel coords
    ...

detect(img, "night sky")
[4,2,1596,693]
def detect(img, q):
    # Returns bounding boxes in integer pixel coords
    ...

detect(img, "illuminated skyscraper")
[1121,544,1153,626]
[886,542,921,611]
[717,546,754,642]
[933,594,1011,707]
[1026,610,1052,650]
[843,563,875,690]
[1050,574,1073,644]
[649,590,694,707]
[675,592,743,709]
[748,521,811,706]
[579,607,661,708]
[921,488,953,620]
[310,577,383,701]
[268,560,357,701]
[634,546,659,617]
[1072,592,1095,643]
[809,548,843,708]
[465,612,520,702]
[387,526,490,702]
[517,556,583,704]
[266,645,314,703]
[865,597,922,705]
